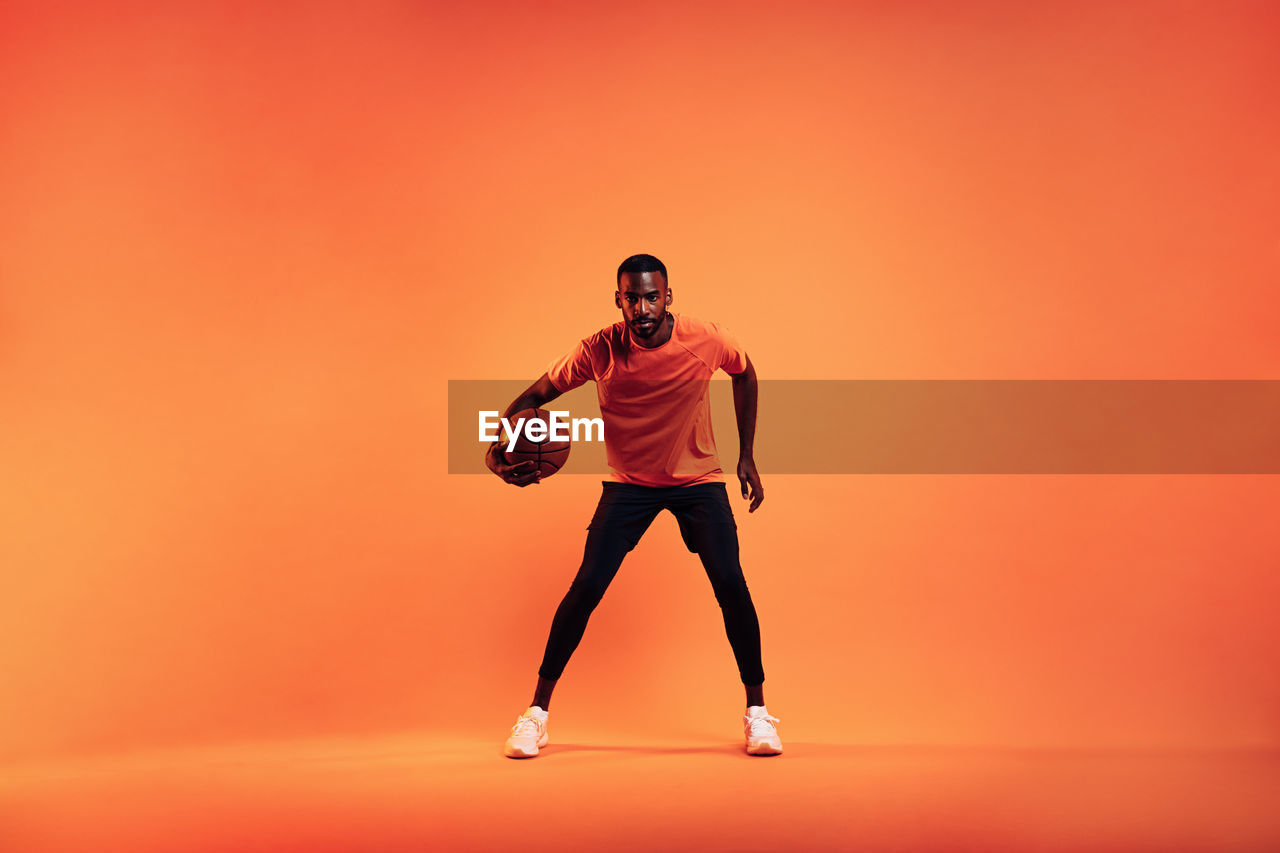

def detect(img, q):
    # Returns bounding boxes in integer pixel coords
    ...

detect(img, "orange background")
[2,0,1279,768]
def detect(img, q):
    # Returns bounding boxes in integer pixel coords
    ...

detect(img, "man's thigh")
[564,483,664,597]
[584,482,665,552]
[666,483,738,556]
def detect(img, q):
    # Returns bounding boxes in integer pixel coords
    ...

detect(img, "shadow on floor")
[538,742,782,758]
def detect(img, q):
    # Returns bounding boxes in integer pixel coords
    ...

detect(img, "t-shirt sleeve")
[710,322,749,375]
[546,337,596,392]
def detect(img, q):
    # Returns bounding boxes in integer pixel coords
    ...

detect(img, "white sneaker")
[504,706,549,758]
[744,705,783,756]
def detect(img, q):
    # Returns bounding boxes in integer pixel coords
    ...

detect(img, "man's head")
[616,253,672,341]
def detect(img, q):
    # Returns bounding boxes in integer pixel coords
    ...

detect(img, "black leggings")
[537,481,765,686]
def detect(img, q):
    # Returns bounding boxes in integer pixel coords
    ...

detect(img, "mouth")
[633,320,656,330]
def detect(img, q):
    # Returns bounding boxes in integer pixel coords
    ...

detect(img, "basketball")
[501,407,571,479]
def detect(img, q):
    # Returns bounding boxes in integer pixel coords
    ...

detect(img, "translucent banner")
[448,380,1280,474]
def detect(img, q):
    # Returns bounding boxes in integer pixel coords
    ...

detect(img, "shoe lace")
[747,713,780,736]
[511,715,544,737]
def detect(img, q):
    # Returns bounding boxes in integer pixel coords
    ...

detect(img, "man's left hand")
[737,456,764,513]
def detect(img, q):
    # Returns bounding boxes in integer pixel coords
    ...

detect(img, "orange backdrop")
[2,0,1278,765]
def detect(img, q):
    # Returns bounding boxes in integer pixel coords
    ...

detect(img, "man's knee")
[711,575,753,607]
[563,576,610,609]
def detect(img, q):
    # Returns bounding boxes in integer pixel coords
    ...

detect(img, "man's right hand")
[485,374,561,487]
[486,443,542,487]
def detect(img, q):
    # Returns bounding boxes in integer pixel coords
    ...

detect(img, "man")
[486,253,782,758]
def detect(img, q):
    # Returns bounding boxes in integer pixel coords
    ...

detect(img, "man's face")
[616,271,672,340]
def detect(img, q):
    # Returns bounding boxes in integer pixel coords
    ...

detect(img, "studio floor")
[3,728,1278,852]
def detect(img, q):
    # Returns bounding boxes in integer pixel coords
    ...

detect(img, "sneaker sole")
[504,745,538,758]
[747,741,783,756]
[504,733,549,759]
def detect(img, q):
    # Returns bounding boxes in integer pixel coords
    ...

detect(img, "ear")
[666,287,673,305]
[615,292,622,309]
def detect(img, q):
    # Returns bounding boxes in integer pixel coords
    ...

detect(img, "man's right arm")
[485,372,564,487]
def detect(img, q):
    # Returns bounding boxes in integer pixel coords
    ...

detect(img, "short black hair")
[617,253,668,286]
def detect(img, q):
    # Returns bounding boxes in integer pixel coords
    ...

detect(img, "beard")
[631,316,663,336]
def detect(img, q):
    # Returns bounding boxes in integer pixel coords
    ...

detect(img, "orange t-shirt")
[546,312,748,487]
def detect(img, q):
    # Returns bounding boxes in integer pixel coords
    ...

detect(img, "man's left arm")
[729,354,764,512]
